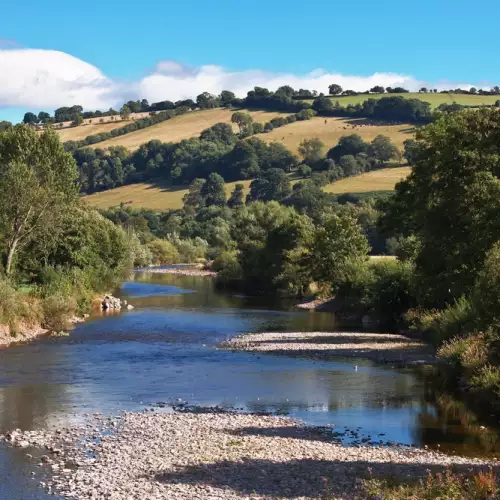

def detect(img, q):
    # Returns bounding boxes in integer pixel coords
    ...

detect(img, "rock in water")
[101,295,122,311]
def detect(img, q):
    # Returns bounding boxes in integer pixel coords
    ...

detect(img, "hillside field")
[89,109,289,151]
[305,92,499,109]
[84,180,253,211]
[324,166,411,194]
[258,116,412,153]
[84,167,410,211]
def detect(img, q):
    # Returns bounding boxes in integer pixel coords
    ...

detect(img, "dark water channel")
[1,270,499,499]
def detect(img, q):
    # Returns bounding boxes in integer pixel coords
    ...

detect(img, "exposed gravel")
[138,267,216,278]
[0,323,49,348]
[1,410,494,499]
[220,331,435,365]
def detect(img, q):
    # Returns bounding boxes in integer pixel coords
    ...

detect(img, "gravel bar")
[1,411,494,499]
[220,331,435,365]
[137,267,216,277]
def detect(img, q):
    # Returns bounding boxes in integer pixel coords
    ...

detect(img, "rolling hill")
[324,166,411,194]
[84,166,409,211]
[305,92,499,109]
[84,180,254,211]
[257,116,412,152]
[87,109,289,150]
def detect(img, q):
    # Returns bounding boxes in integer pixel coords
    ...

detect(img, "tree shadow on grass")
[152,456,493,498]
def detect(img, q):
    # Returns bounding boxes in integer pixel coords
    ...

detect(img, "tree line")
[74,108,400,195]
[17,79,500,132]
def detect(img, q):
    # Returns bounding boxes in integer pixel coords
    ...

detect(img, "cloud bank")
[0,48,488,115]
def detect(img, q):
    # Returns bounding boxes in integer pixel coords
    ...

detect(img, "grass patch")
[84,179,253,211]
[84,168,409,211]
[324,166,411,194]
[90,109,289,151]
[256,116,412,153]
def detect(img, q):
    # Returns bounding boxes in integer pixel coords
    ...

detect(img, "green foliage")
[297,164,312,178]
[227,184,245,208]
[308,213,369,289]
[0,125,79,275]
[147,239,180,265]
[201,172,227,207]
[381,109,500,307]
[298,138,325,165]
[369,134,400,165]
[335,259,416,328]
[402,138,421,165]
[472,242,500,328]
[0,278,42,333]
[248,169,292,203]
[217,202,313,295]
[327,134,369,162]
[364,468,500,500]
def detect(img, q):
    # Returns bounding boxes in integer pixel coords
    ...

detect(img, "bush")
[473,242,500,328]
[404,296,474,345]
[370,260,416,328]
[363,468,499,500]
[147,239,180,265]
[0,278,42,334]
[42,294,76,332]
[213,250,243,289]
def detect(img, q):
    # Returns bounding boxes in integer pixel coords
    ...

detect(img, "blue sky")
[1,0,499,121]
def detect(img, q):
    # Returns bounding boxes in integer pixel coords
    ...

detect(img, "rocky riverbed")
[139,267,217,277]
[220,331,435,365]
[1,410,494,499]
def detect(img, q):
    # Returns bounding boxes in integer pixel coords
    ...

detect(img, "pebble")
[3,410,496,499]
[220,331,435,365]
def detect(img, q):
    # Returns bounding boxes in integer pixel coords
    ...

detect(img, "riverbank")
[0,294,127,349]
[1,410,493,499]
[220,331,435,365]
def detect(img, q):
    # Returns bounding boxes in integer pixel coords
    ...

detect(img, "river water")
[1,270,499,499]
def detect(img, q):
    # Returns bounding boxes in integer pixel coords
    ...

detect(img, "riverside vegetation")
[3,105,500,496]
[0,125,208,345]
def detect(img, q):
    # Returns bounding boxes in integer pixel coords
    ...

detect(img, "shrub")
[438,333,488,371]
[42,294,76,332]
[432,296,475,344]
[0,278,42,334]
[470,364,500,395]
[370,260,417,328]
[147,239,180,265]
[363,468,499,500]
[213,250,243,289]
[473,242,500,328]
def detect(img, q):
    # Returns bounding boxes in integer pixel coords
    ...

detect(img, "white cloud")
[0,49,119,111]
[0,48,492,117]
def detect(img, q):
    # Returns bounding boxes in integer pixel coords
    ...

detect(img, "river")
[1,270,499,499]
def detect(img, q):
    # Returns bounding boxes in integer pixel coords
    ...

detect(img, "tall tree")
[201,172,227,207]
[328,84,343,95]
[23,112,38,125]
[231,112,254,134]
[248,169,291,203]
[298,138,325,165]
[120,105,131,120]
[380,109,500,306]
[227,183,245,208]
[0,126,79,275]
[308,214,369,288]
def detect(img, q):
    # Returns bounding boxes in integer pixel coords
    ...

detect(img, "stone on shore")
[3,411,494,499]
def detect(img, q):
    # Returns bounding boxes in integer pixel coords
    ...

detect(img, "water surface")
[1,270,498,498]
